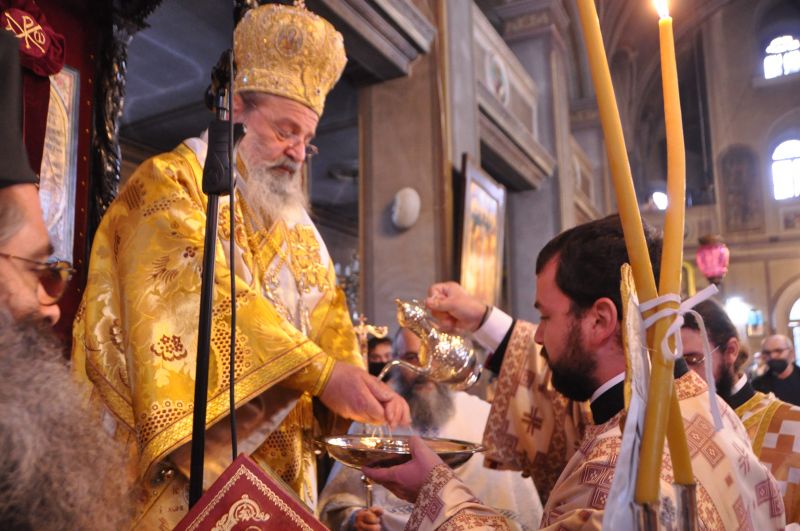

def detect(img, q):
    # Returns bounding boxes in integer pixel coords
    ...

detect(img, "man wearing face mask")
[367,336,393,377]
[753,335,800,406]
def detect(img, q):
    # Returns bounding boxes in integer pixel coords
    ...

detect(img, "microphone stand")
[188,49,246,507]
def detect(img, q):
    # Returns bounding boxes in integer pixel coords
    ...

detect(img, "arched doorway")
[773,275,800,339]
[790,298,800,353]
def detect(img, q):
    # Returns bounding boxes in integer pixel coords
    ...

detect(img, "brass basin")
[318,434,483,469]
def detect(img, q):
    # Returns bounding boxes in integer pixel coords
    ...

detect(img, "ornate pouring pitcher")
[377,299,482,389]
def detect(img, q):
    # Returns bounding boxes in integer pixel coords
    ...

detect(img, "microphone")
[190,49,245,507]
[203,118,245,196]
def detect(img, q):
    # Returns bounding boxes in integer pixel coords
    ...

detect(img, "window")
[763,35,800,79]
[772,139,800,200]
[790,298,800,321]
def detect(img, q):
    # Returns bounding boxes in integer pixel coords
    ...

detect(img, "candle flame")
[653,0,670,18]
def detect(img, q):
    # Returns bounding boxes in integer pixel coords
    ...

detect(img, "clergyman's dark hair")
[367,336,392,354]
[682,298,739,350]
[535,214,663,319]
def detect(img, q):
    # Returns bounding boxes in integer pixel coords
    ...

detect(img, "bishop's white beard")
[238,149,307,230]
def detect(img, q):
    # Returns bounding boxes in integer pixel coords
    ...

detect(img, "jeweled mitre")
[234,1,347,116]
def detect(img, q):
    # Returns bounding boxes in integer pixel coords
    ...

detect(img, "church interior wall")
[551,35,579,231]
[106,0,800,352]
[703,0,800,234]
[768,258,800,334]
[572,124,605,201]
[642,0,800,347]
[359,9,448,331]
[769,259,800,305]
[695,0,800,337]
[506,37,557,157]
[434,1,572,323]
[723,259,772,354]
[773,273,800,342]
[446,0,481,164]
[489,3,583,320]
[507,183,561,323]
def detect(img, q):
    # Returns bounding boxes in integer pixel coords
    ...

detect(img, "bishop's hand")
[319,362,411,428]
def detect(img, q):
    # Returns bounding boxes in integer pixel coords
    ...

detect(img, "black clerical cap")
[0,30,37,190]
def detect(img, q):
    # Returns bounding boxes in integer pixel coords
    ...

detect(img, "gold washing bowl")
[318,434,483,469]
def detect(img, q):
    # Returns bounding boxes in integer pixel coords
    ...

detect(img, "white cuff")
[473,307,513,351]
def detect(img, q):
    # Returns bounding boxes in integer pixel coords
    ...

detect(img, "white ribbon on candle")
[638,284,723,431]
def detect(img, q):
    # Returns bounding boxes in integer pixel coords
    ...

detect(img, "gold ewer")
[376,299,482,389]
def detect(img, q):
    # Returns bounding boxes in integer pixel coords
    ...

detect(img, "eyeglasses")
[0,252,75,304]
[270,122,319,159]
[761,347,789,357]
[249,104,319,159]
[684,345,720,367]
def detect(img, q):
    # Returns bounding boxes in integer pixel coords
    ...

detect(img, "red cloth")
[1,0,65,174]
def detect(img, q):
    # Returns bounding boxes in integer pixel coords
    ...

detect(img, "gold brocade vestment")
[736,390,800,523]
[72,139,362,528]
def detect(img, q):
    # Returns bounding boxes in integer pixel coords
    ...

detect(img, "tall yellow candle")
[655,3,685,295]
[635,0,694,501]
[655,3,685,297]
[575,0,693,505]
[574,0,658,298]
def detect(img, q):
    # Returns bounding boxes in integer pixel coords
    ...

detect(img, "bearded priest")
[71,3,409,528]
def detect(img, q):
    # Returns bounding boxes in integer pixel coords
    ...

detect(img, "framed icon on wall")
[460,155,506,307]
[40,65,79,262]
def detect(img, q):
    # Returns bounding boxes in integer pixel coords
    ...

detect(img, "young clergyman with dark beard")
[365,215,786,530]
[682,299,800,523]
[318,328,542,531]
[0,29,131,530]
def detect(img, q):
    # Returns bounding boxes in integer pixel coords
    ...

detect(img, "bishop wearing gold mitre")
[72,2,409,528]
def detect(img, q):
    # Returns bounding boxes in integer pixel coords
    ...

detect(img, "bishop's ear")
[232,92,246,116]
